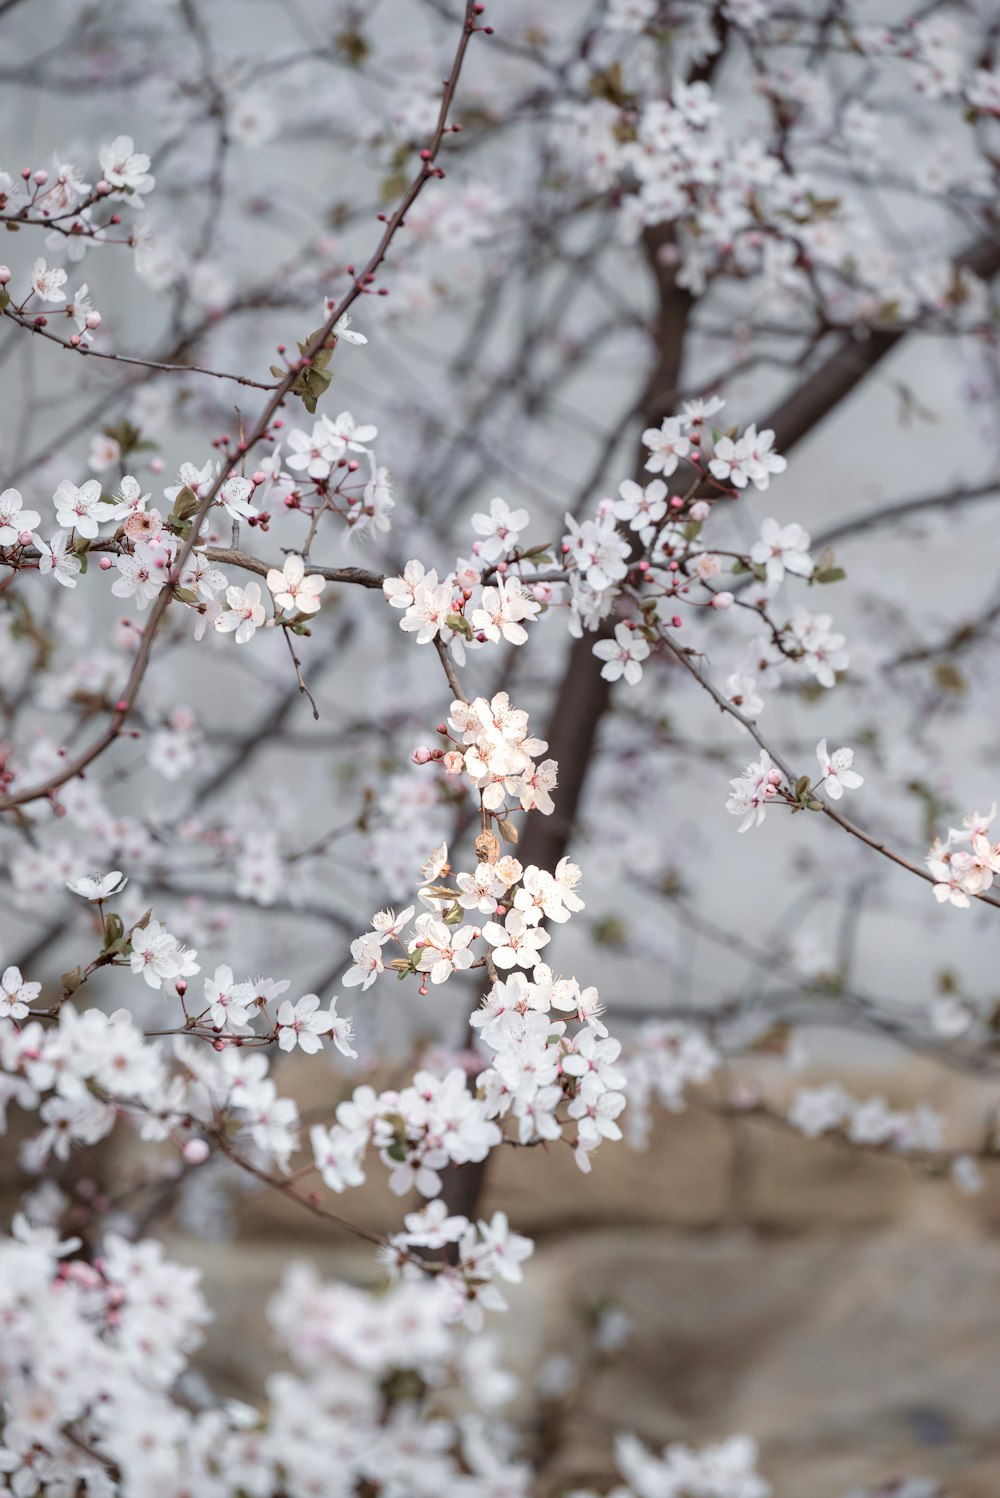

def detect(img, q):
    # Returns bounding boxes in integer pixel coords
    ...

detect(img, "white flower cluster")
[444,691,558,815]
[0,1227,533,1496]
[621,1021,722,1148]
[385,1203,534,1330]
[926,804,1000,910]
[725,749,785,832]
[788,1084,944,1152]
[0,995,315,1174]
[283,407,394,542]
[310,1067,503,1198]
[610,1430,771,1498]
[474,966,626,1173]
[385,552,543,661]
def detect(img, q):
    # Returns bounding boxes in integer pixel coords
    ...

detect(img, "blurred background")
[1,1,1000,1492]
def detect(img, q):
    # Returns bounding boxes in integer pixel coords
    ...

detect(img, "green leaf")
[813,566,846,585]
[171,486,200,521]
[102,913,125,951]
[445,612,473,640]
[933,661,966,695]
[335,28,369,65]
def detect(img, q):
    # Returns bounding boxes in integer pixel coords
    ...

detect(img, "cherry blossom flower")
[98,134,155,196]
[750,518,813,586]
[816,740,863,800]
[473,1211,534,1283]
[342,932,384,990]
[613,476,669,532]
[399,576,453,644]
[0,488,40,545]
[215,581,266,644]
[482,910,550,970]
[641,415,691,476]
[593,622,651,684]
[203,964,254,1027]
[266,554,326,616]
[372,905,415,943]
[0,965,40,1020]
[724,673,764,717]
[710,424,786,491]
[470,497,530,562]
[788,1083,853,1137]
[219,475,259,522]
[276,993,355,1056]
[410,917,479,984]
[52,478,104,538]
[320,410,377,456]
[129,920,190,990]
[470,576,540,645]
[786,607,849,688]
[562,511,630,591]
[163,458,218,508]
[286,420,340,480]
[332,311,367,344]
[66,871,127,900]
[31,257,67,302]
[34,530,81,587]
[726,749,784,831]
[112,543,164,609]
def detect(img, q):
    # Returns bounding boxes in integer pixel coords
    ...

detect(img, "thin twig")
[282,624,320,720]
[657,630,1000,912]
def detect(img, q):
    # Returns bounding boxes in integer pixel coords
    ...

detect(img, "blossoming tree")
[0,0,999,1492]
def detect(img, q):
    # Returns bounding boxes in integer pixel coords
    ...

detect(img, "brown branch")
[1,305,281,391]
[812,476,1000,550]
[201,546,386,589]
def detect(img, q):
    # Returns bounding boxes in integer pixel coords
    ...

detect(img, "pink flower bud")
[85,311,101,329]
[689,500,710,521]
[96,179,111,195]
[17,529,32,546]
[411,746,433,765]
[182,1139,210,1165]
[0,266,10,285]
[32,170,48,185]
[149,457,165,474]
[711,591,734,610]
[99,556,113,570]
